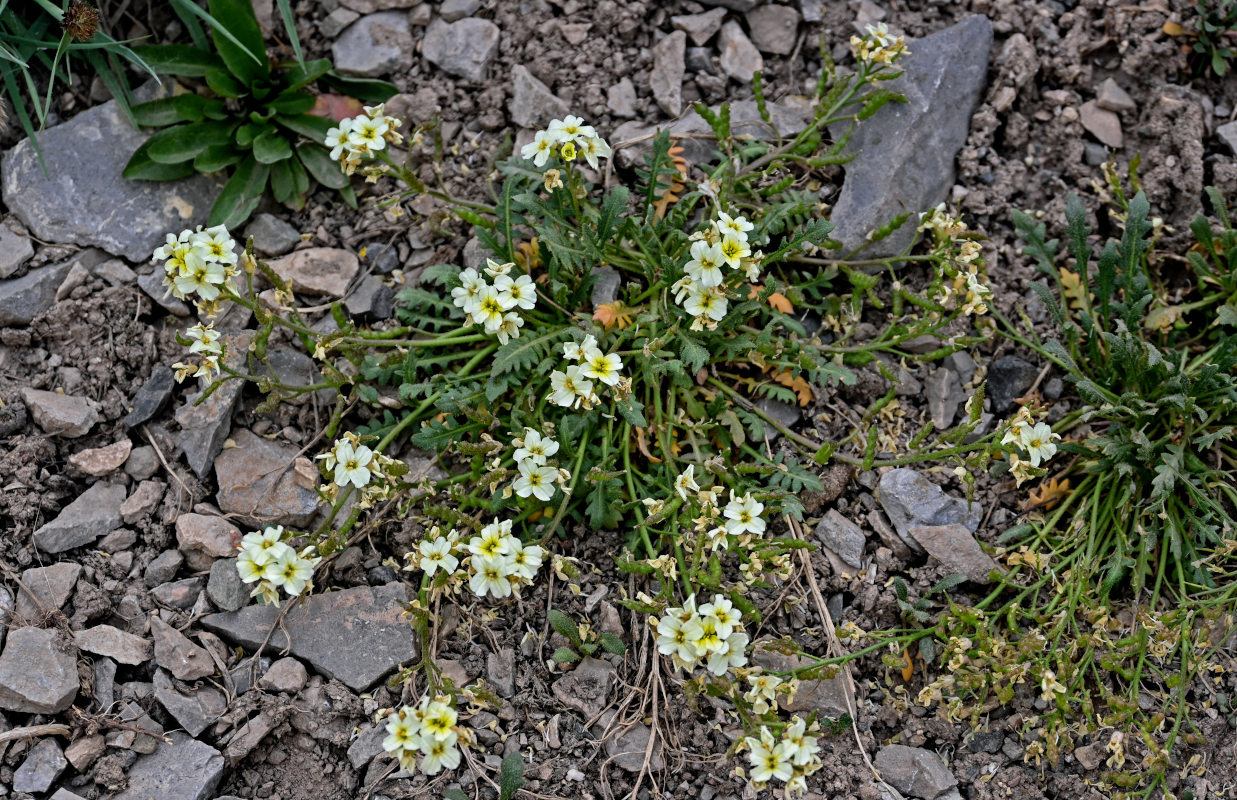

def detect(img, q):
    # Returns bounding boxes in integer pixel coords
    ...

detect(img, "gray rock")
[268,247,359,297]
[1096,78,1135,114]
[907,524,999,584]
[595,709,664,772]
[651,31,686,117]
[829,15,993,258]
[332,11,413,77]
[53,789,90,800]
[176,512,242,571]
[799,0,826,22]
[15,561,81,619]
[686,46,714,74]
[153,669,226,737]
[1,98,221,262]
[151,614,215,680]
[969,731,1003,754]
[606,79,638,118]
[487,647,516,697]
[0,626,79,713]
[876,469,980,542]
[319,7,360,37]
[201,583,417,691]
[0,586,11,649]
[1218,120,1237,155]
[1080,100,1123,148]
[121,479,165,526]
[1083,141,1107,166]
[814,510,866,569]
[13,738,68,794]
[1074,742,1104,771]
[33,481,125,552]
[259,657,308,693]
[925,367,963,430]
[20,387,99,437]
[422,17,501,82]
[510,65,570,129]
[987,355,1037,413]
[123,365,175,428]
[94,258,139,286]
[755,395,801,440]
[550,657,615,719]
[214,428,322,527]
[1,252,82,327]
[125,446,161,480]
[0,221,33,279]
[345,274,396,319]
[440,0,481,20]
[590,265,621,308]
[111,732,224,800]
[746,5,800,55]
[873,744,958,800]
[65,734,107,770]
[93,657,117,709]
[99,527,138,553]
[698,0,760,10]
[175,379,244,479]
[208,558,248,612]
[74,624,152,665]
[671,8,727,45]
[56,259,93,301]
[109,699,165,752]
[69,439,132,476]
[752,649,852,718]
[144,549,185,587]
[347,723,387,770]
[137,269,192,315]
[718,21,763,82]
[612,99,810,167]
[150,577,204,609]
[245,213,301,257]
[0,397,26,436]
[944,351,975,383]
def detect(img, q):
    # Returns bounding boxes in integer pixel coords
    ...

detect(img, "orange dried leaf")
[1162,21,1185,36]
[901,646,914,682]
[1022,476,1071,512]
[593,301,635,330]
[771,369,813,407]
[634,426,662,463]
[652,141,689,221]
[515,237,542,273]
[746,285,794,314]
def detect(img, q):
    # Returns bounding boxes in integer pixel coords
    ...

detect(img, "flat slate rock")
[111,732,224,800]
[1,97,222,262]
[0,626,79,713]
[33,481,126,553]
[123,366,175,428]
[201,583,416,691]
[829,15,994,258]
[213,428,321,527]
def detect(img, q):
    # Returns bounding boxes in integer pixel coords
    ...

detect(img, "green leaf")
[597,632,626,655]
[282,58,332,91]
[193,144,243,173]
[209,155,268,228]
[1217,303,1237,327]
[274,0,304,66]
[679,335,709,373]
[491,328,574,376]
[276,113,334,143]
[235,121,264,148]
[172,92,211,122]
[615,398,646,427]
[320,71,398,103]
[205,66,244,98]
[252,129,292,163]
[131,97,183,128]
[146,121,236,164]
[551,646,580,664]
[547,609,581,646]
[271,156,309,207]
[207,0,269,84]
[267,89,315,115]
[499,753,526,800]
[128,44,223,77]
[123,139,197,181]
[444,790,469,800]
[296,143,349,189]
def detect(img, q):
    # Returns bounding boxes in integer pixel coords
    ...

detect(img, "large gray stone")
[874,744,958,800]
[908,524,999,584]
[813,510,866,569]
[0,626,79,713]
[422,17,500,81]
[510,66,570,130]
[111,732,224,800]
[13,738,68,794]
[213,428,321,527]
[829,15,994,258]
[1,98,221,262]
[15,561,81,619]
[175,331,250,477]
[332,11,413,77]
[123,365,176,428]
[0,220,34,279]
[207,558,248,612]
[876,469,981,546]
[650,31,686,117]
[612,99,812,168]
[153,669,227,737]
[20,386,99,437]
[74,624,152,665]
[33,481,126,552]
[201,583,416,691]
[1,249,107,327]
[550,657,615,719]
[151,614,215,680]
[752,649,852,718]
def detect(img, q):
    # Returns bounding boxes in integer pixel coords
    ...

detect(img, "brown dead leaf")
[901,646,914,682]
[1162,21,1186,36]
[770,369,813,407]
[747,285,794,314]
[515,237,542,274]
[593,301,635,330]
[310,93,365,122]
[652,142,689,221]
[634,426,662,463]
[1059,268,1090,311]
[1022,476,1071,512]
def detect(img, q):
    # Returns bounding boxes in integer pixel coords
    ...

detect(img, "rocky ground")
[1,0,1236,799]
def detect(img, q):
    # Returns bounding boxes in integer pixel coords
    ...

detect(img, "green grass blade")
[169,0,261,66]
[275,0,303,65]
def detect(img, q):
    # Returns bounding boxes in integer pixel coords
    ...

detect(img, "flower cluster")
[849,22,910,65]
[919,204,991,316]
[654,594,750,675]
[509,427,568,501]
[743,717,823,798]
[173,322,224,382]
[382,695,470,776]
[1001,407,1061,485]
[452,259,538,345]
[235,525,323,605]
[315,432,402,507]
[519,115,612,171]
[408,521,544,599]
[548,334,626,410]
[325,103,403,177]
[672,211,761,331]
[154,226,241,382]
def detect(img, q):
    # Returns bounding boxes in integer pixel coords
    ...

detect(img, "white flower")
[580,350,623,386]
[418,537,459,576]
[191,225,237,264]
[579,134,612,169]
[496,311,524,345]
[514,428,559,465]
[1021,422,1060,467]
[493,273,537,310]
[674,465,699,500]
[783,717,820,766]
[718,233,751,270]
[723,492,766,536]
[656,613,703,664]
[420,701,458,741]
[468,521,513,558]
[513,460,558,502]
[684,285,728,325]
[715,212,753,241]
[705,630,749,675]
[236,549,266,583]
[747,731,794,784]
[383,710,419,753]
[240,526,289,565]
[699,596,739,639]
[521,129,560,168]
[333,440,374,489]
[684,240,726,288]
[562,334,598,362]
[508,543,543,581]
[549,365,593,408]
[470,285,507,332]
[172,250,227,301]
[451,268,487,314]
[266,551,314,595]
[347,113,389,153]
[325,118,355,160]
[185,323,222,356]
[469,555,513,598]
[484,258,513,278]
[417,730,461,774]
[548,115,594,143]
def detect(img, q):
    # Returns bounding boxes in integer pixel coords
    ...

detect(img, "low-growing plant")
[1187,0,1237,76]
[122,0,395,227]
